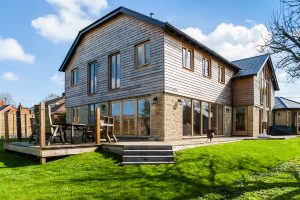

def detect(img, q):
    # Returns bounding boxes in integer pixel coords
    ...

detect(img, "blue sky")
[0,0,297,107]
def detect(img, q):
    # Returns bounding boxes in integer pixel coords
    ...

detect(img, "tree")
[44,93,60,101]
[262,0,300,80]
[0,93,15,105]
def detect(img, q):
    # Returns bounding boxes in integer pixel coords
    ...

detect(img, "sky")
[0,0,298,107]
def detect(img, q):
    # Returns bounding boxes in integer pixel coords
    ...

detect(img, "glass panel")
[183,99,192,136]
[210,103,218,131]
[202,102,209,134]
[182,48,186,68]
[75,69,79,85]
[93,63,97,93]
[218,105,223,135]
[187,50,191,69]
[145,43,150,65]
[138,98,150,135]
[111,102,121,135]
[298,113,300,132]
[116,54,120,88]
[111,55,115,89]
[193,100,201,136]
[123,100,135,135]
[236,107,246,131]
[88,104,96,124]
[137,45,143,66]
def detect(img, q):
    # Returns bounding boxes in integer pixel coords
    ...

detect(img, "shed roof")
[58,6,240,72]
[274,97,300,109]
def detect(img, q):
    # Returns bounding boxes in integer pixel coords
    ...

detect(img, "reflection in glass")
[111,102,121,135]
[123,100,135,135]
[193,100,201,136]
[138,98,150,135]
[202,102,209,134]
[183,99,192,136]
[145,43,150,65]
[236,107,246,131]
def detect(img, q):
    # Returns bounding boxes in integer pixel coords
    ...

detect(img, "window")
[136,41,150,67]
[88,62,97,94]
[138,98,151,135]
[202,58,211,77]
[236,107,246,131]
[193,100,201,136]
[88,104,96,124]
[182,47,193,70]
[72,107,80,123]
[218,66,225,83]
[260,67,270,106]
[202,101,210,134]
[122,100,135,135]
[110,53,121,89]
[71,68,79,86]
[111,102,121,135]
[183,99,192,136]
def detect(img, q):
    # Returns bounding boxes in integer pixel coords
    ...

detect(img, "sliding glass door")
[138,98,150,135]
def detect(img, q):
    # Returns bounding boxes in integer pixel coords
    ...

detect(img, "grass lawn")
[0,138,299,200]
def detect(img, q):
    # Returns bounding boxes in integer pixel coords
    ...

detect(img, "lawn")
[0,138,299,200]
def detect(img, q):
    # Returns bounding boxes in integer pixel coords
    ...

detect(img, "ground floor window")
[182,98,225,136]
[236,107,246,131]
[72,107,80,123]
[110,97,151,136]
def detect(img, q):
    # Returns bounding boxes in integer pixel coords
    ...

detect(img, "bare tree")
[44,93,60,101]
[0,93,15,105]
[262,0,300,80]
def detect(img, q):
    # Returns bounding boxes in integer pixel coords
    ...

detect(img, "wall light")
[152,96,158,105]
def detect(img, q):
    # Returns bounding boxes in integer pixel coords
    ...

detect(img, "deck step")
[122,161,175,165]
[123,145,172,151]
[123,150,173,156]
[122,155,174,162]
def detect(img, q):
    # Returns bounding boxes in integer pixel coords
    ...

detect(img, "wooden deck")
[4,142,100,163]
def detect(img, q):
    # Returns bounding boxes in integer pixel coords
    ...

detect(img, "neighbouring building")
[58,7,279,141]
[273,97,300,134]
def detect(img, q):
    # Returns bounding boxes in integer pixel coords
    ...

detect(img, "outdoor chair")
[47,105,66,145]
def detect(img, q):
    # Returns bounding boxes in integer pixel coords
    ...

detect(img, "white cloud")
[0,38,35,63]
[51,73,64,85]
[1,72,19,81]
[182,23,270,61]
[32,0,108,43]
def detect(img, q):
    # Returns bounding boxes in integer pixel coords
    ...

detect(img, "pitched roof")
[274,97,300,109]
[232,54,280,91]
[0,105,9,112]
[58,6,240,72]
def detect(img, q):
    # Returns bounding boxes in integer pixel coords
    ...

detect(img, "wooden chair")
[101,116,117,143]
[47,105,66,145]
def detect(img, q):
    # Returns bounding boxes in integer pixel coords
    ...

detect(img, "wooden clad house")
[58,7,279,141]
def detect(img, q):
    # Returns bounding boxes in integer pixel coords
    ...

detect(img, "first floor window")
[236,107,246,131]
[110,53,121,89]
[182,47,193,70]
[72,107,80,123]
[88,62,97,94]
[71,68,79,86]
[136,41,150,67]
[218,66,225,83]
[202,58,211,77]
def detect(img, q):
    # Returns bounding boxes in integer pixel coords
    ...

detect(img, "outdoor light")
[101,104,106,111]
[152,96,158,105]
[177,99,182,105]
[226,108,230,113]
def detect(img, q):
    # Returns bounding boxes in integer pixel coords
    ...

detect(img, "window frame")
[71,68,79,87]
[135,41,151,68]
[87,61,97,95]
[109,52,121,90]
[202,57,212,78]
[218,65,225,84]
[72,107,80,123]
[235,107,247,132]
[182,46,194,71]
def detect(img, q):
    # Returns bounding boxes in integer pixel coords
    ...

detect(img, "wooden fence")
[0,112,33,138]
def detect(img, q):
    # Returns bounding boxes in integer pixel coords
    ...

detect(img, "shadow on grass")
[66,151,300,200]
[0,139,38,169]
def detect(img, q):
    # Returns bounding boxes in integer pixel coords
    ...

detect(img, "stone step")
[122,161,175,165]
[123,145,172,151]
[122,155,174,163]
[123,149,174,156]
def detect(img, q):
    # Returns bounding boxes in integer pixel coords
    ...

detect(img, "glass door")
[137,98,150,135]
[122,100,135,135]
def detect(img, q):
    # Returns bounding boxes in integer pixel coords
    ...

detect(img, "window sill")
[182,67,194,72]
[136,64,150,69]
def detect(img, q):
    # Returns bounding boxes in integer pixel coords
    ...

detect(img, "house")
[0,100,16,113]
[273,97,300,134]
[58,7,279,141]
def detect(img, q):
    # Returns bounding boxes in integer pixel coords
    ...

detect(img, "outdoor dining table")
[64,123,88,144]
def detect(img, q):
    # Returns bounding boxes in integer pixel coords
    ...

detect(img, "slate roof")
[58,6,240,72]
[232,54,280,91]
[274,97,300,109]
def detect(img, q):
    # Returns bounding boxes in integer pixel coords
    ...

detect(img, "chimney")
[0,99,6,106]
[150,12,154,18]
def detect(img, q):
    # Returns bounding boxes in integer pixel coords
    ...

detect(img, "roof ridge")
[279,96,300,105]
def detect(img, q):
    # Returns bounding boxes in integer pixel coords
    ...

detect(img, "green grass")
[0,138,300,200]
